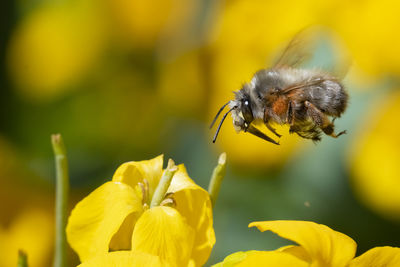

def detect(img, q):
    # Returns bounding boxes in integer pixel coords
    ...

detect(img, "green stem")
[208,152,227,208]
[150,159,178,208]
[51,134,69,267]
[17,250,28,267]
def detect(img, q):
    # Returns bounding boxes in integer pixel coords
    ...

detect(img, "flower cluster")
[66,155,400,266]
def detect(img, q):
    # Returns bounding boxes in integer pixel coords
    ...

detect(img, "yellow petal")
[238,251,309,267]
[66,181,143,262]
[131,206,195,267]
[249,220,357,266]
[277,245,311,263]
[167,165,199,192]
[112,155,163,200]
[168,165,216,266]
[212,251,259,267]
[213,251,308,267]
[78,251,166,267]
[109,212,139,251]
[349,247,400,267]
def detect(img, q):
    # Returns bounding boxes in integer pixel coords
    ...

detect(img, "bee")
[210,29,349,145]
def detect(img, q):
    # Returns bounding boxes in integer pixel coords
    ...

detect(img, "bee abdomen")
[308,79,348,117]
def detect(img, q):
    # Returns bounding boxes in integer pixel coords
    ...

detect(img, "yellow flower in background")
[349,90,400,221]
[0,209,53,267]
[214,220,400,266]
[66,155,215,266]
[7,0,107,101]
[158,50,207,118]
[0,136,54,267]
[329,0,400,78]
[107,0,198,47]
[208,0,337,167]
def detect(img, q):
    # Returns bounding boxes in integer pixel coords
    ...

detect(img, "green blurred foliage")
[1,0,400,266]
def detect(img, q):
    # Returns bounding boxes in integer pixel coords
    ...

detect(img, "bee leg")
[305,101,346,138]
[297,131,321,142]
[265,122,282,138]
[289,124,299,134]
[286,101,295,125]
[287,101,298,134]
[329,118,346,137]
[329,128,347,138]
[321,124,347,138]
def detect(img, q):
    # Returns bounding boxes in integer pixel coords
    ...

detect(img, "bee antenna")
[212,107,235,143]
[209,101,231,129]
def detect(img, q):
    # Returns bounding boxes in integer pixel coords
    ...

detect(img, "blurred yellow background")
[1,0,400,265]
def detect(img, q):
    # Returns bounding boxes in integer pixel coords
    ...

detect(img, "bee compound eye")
[244,100,249,106]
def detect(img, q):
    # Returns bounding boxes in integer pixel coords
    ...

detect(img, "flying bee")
[210,28,349,145]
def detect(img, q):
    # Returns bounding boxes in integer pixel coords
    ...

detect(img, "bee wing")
[272,28,314,69]
[281,77,327,94]
[272,26,351,80]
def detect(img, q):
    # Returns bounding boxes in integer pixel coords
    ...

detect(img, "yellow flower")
[349,90,400,221]
[66,155,215,266]
[214,220,400,266]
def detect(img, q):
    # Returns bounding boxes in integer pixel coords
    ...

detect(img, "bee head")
[231,85,254,132]
[210,84,254,143]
